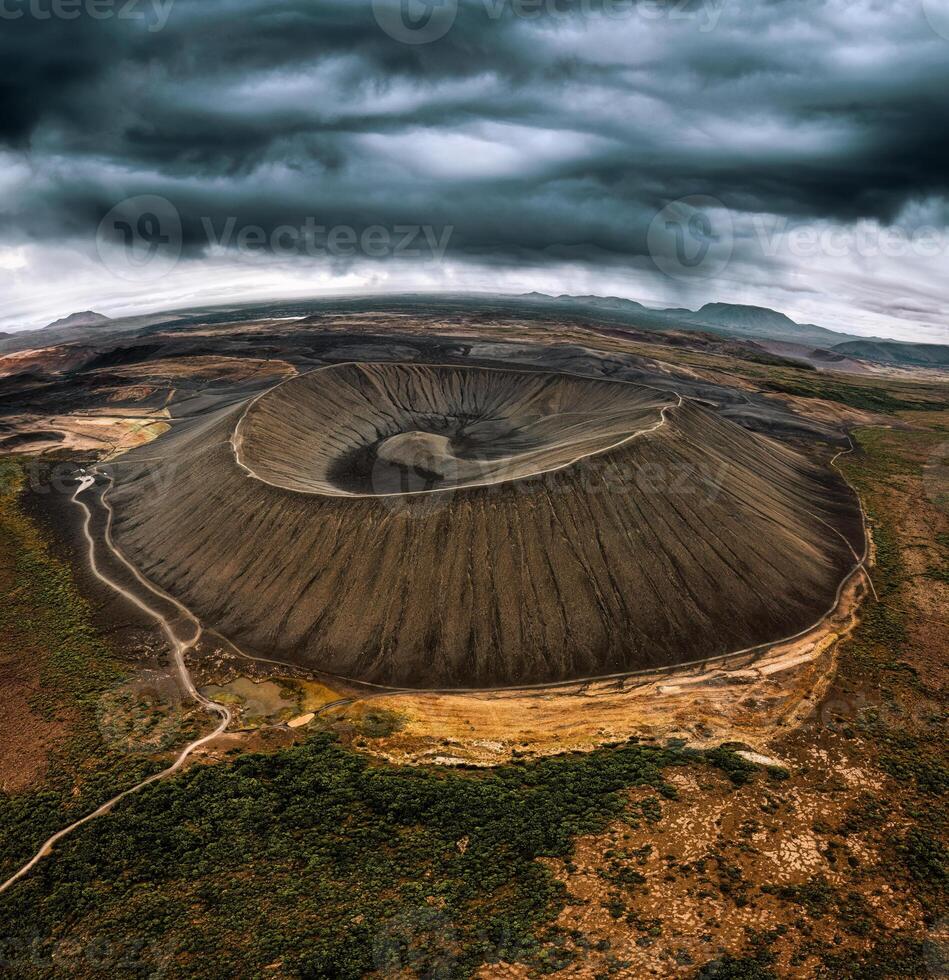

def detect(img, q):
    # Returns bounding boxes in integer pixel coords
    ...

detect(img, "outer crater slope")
[108,362,864,688]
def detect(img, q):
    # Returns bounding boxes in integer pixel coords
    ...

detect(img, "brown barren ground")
[316,571,869,766]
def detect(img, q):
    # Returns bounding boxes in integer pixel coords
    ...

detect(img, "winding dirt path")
[0,470,232,896]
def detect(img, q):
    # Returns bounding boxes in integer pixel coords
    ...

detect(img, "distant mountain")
[832,340,949,368]
[516,293,948,367]
[695,302,797,332]
[518,293,873,343]
[689,303,854,347]
[553,294,651,314]
[684,304,949,364]
[1,293,944,370]
[517,293,713,332]
[45,311,112,330]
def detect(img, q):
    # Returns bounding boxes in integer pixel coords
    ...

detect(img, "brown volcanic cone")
[108,362,864,689]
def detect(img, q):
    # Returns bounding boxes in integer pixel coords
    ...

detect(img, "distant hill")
[689,303,855,347]
[516,293,947,368]
[753,340,872,375]
[832,340,949,368]
[695,302,797,333]
[2,294,944,370]
[549,294,650,314]
[45,311,112,330]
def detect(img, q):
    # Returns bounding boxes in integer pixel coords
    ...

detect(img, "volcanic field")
[107,361,865,688]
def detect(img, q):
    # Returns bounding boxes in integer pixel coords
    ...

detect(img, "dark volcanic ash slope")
[108,362,864,689]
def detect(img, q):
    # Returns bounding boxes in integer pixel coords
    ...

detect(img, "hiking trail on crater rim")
[106,362,865,689]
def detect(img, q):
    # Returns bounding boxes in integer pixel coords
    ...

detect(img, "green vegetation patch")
[761,376,947,414]
[0,733,698,978]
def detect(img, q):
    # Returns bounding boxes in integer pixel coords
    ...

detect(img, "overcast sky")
[1,0,948,341]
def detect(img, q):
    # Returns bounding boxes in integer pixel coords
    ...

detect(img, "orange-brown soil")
[343,571,869,766]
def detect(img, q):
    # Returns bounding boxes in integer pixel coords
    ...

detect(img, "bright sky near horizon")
[2,0,948,344]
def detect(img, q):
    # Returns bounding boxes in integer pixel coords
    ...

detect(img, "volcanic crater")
[109,361,865,688]
[234,363,673,496]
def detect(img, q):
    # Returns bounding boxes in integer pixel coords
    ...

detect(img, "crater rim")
[231,360,680,499]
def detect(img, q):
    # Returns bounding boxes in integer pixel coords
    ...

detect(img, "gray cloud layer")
[1,0,948,339]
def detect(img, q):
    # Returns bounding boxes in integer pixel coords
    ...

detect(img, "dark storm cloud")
[3,0,949,273]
